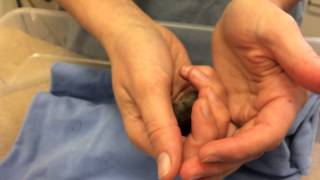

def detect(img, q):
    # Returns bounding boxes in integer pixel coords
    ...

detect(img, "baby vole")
[173,91,198,136]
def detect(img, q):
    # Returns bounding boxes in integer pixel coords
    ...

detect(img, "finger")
[134,81,182,180]
[180,156,241,180]
[204,87,230,138]
[113,85,154,155]
[261,11,320,92]
[191,96,218,143]
[180,66,214,89]
[184,97,218,160]
[122,104,154,155]
[199,96,298,163]
[182,67,230,138]
[181,65,216,79]
[180,66,226,100]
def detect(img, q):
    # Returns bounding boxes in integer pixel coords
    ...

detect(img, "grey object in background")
[0,8,213,65]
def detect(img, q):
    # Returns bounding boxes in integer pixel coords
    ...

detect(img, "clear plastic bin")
[1,8,320,64]
[0,8,214,64]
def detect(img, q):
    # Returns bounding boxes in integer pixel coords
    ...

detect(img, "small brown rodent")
[173,91,198,136]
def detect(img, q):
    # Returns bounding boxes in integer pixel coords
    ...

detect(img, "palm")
[211,0,306,157]
[181,1,320,179]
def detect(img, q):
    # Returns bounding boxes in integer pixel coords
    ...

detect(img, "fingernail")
[202,155,223,163]
[157,152,171,179]
[181,65,192,76]
[201,99,211,119]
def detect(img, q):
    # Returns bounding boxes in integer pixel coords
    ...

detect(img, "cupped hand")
[108,21,193,179]
[181,0,320,179]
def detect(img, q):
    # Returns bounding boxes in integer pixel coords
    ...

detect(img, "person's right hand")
[107,21,193,179]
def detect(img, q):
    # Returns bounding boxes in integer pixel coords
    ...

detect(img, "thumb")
[261,12,320,93]
[135,84,182,180]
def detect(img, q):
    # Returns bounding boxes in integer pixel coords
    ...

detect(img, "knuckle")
[188,67,198,79]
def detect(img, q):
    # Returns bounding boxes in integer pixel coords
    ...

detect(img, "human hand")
[179,66,237,180]
[108,21,194,179]
[181,0,320,179]
[57,0,231,179]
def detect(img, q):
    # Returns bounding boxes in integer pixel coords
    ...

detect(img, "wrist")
[95,2,158,57]
[101,17,156,54]
[58,0,156,57]
[103,20,165,65]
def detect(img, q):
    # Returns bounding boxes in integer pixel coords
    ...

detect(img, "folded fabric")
[0,63,157,180]
[226,93,320,180]
[0,63,318,180]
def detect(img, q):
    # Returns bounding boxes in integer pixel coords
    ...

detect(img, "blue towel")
[0,63,319,180]
[0,64,157,180]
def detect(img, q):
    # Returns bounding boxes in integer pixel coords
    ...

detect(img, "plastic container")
[1,8,320,64]
[0,8,213,64]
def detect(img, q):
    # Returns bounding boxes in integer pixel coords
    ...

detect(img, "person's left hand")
[180,0,320,179]
[179,66,237,180]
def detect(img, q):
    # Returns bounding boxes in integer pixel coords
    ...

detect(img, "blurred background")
[1,0,320,36]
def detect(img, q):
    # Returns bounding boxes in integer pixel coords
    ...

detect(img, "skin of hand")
[180,66,237,180]
[180,0,320,179]
[57,1,233,179]
[57,1,195,179]
[112,23,243,180]
[110,22,193,180]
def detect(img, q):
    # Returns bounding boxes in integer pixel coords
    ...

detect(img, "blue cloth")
[226,94,320,180]
[0,63,157,180]
[0,63,319,180]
